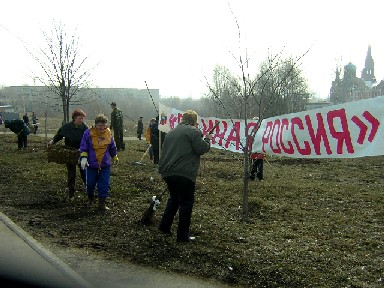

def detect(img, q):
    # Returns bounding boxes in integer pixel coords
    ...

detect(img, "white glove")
[80,157,88,170]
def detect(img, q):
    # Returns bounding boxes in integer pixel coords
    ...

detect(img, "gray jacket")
[158,123,210,182]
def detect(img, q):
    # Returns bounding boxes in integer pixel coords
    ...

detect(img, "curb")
[0,212,94,288]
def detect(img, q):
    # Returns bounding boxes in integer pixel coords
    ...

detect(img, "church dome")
[344,62,356,71]
[344,62,357,79]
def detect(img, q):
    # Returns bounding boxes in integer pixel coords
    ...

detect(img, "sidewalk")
[0,212,227,288]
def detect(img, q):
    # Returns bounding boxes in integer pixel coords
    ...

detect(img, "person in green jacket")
[47,109,88,198]
[158,110,212,243]
[110,102,125,151]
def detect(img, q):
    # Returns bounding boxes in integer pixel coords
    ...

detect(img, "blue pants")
[159,176,195,241]
[86,167,110,198]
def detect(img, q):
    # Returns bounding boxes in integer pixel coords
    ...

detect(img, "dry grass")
[0,133,383,287]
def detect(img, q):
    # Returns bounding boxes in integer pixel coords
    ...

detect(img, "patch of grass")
[0,133,383,287]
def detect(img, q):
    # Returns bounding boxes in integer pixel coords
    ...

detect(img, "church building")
[330,45,384,104]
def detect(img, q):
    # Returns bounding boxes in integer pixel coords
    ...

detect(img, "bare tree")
[34,21,92,123]
[210,65,242,118]
[255,55,310,118]
[206,31,311,223]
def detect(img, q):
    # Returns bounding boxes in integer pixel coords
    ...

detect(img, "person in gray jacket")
[158,110,212,242]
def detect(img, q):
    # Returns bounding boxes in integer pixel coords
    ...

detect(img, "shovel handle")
[208,121,220,135]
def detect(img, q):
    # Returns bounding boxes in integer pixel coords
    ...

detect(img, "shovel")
[131,145,151,166]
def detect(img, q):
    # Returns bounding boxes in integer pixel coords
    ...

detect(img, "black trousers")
[66,163,86,195]
[17,134,27,149]
[159,176,195,241]
[152,149,159,164]
[137,130,143,140]
[251,159,264,180]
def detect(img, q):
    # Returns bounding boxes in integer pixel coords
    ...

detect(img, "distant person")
[149,116,166,164]
[23,113,29,126]
[79,114,118,211]
[31,112,38,134]
[149,116,160,164]
[145,118,156,161]
[137,116,144,140]
[0,113,3,125]
[249,152,264,181]
[158,110,212,242]
[110,102,125,151]
[4,119,30,150]
[47,109,88,199]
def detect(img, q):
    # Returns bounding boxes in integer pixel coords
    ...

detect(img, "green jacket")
[158,123,210,182]
[111,108,123,129]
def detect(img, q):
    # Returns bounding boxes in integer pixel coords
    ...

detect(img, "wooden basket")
[47,145,80,165]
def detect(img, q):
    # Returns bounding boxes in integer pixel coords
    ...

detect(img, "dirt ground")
[0,133,383,287]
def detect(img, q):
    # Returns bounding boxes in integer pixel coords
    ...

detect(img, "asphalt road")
[0,212,228,288]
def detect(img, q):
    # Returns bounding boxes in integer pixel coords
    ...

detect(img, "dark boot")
[87,194,94,207]
[68,187,75,199]
[98,197,109,211]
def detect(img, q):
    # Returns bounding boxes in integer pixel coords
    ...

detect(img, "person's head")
[94,114,108,131]
[72,109,86,125]
[181,110,198,127]
[110,102,116,109]
[150,118,156,124]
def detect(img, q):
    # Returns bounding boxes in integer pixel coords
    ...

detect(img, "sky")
[1,0,383,100]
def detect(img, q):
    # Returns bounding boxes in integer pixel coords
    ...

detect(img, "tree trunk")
[242,91,250,223]
[242,133,250,223]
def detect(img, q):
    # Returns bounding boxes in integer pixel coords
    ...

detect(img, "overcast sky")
[1,0,383,100]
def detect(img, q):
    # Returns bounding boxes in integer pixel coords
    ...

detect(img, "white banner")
[158,96,383,158]
[158,103,257,153]
[253,96,383,158]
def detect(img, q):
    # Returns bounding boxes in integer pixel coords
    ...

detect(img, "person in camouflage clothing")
[110,102,125,151]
